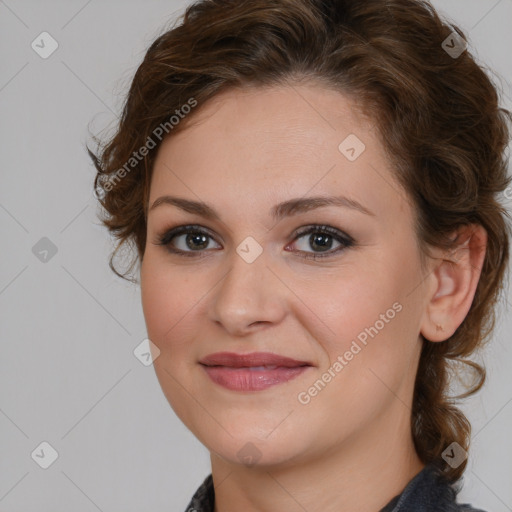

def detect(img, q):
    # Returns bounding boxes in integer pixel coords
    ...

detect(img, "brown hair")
[88,0,511,482]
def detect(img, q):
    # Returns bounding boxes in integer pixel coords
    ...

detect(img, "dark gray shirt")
[184,464,487,511]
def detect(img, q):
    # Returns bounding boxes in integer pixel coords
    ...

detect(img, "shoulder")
[446,470,488,512]
[184,474,214,512]
[186,468,489,512]
[453,502,488,512]
[382,464,489,512]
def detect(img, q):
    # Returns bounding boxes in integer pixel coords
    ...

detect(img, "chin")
[206,433,309,469]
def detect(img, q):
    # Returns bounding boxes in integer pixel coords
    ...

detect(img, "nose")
[208,246,287,336]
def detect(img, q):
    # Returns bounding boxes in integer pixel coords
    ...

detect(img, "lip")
[199,352,312,391]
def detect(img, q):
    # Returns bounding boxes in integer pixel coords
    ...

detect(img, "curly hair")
[88,0,511,482]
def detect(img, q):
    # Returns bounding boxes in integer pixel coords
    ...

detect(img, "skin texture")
[140,84,486,512]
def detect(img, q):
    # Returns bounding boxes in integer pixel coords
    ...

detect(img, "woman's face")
[140,84,430,468]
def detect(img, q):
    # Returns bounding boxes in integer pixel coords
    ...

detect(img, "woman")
[89,0,511,510]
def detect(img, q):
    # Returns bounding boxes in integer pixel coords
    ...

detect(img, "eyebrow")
[149,194,375,221]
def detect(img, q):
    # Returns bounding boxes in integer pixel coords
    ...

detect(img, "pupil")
[187,233,208,250]
[311,233,332,252]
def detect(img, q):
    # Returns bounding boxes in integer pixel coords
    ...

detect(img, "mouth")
[199,352,313,391]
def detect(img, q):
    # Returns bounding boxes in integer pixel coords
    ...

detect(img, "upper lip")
[199,352,312,368]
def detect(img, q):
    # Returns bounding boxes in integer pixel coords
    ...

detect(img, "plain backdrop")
[1,1,511,511]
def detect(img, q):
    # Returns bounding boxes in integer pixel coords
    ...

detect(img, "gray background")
[0,1,511,510]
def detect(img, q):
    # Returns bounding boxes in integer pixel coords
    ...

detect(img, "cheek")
[140,258,194,348]
[293,277,419,428]
[295,251,422,371]
[294,269,394,340]
[140,259,201,421]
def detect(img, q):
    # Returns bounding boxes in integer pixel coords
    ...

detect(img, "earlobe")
[420,225,487,343]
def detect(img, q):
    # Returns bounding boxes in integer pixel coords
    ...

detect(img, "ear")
[420,224,487,342]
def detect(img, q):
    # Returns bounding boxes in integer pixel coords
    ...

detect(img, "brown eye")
[288,225,355,260]
[157,225,221,256]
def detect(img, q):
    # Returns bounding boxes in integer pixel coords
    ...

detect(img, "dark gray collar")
[184,464,487,512]
[379,464,486,512]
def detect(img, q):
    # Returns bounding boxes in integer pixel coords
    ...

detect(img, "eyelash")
[154,224,355,260]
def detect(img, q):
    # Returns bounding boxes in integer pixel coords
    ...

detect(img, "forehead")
[167,83,372,160]
[149,83,411,224]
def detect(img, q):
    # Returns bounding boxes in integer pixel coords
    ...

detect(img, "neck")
[211,406,424,512]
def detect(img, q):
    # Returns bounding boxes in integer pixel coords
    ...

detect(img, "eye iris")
[310,233,332,252]
[187,232,209,250]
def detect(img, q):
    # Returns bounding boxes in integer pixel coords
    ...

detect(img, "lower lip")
[201,365,310,391]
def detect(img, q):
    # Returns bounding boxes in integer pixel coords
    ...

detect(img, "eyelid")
[154,223,354,259]
[286,225,354,260]
[154,224,222,258]
[290,225,354,245]
[156,224,220,245]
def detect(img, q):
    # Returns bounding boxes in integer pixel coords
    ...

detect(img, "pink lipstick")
[199,352,312,391]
